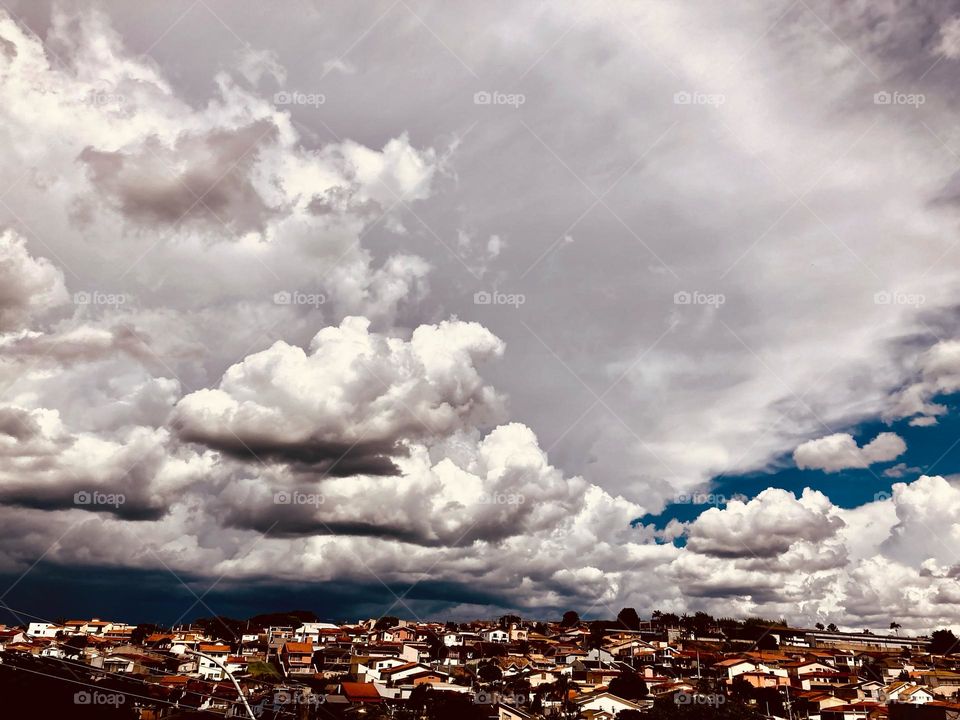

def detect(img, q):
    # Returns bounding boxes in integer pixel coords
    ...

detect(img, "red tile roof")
[342,682,382,702]
[282,641,314,654]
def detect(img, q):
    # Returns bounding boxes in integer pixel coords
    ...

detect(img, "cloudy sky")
[3,0,960,632]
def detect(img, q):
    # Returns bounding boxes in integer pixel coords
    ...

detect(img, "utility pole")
[184,648,256,720]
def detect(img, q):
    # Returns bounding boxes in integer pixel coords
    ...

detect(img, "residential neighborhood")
[3,609,960,718]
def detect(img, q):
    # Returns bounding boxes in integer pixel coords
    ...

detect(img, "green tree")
[561,610,580,628]
[617,608,641,631]
[609,671,648,700]
[929,628,959,655]
[477,663,503,683]
[374,615,399,630]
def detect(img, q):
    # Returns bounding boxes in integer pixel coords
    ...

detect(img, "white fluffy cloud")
[0,230,67,330]
[793,432,906,472]
[173,316,505,473]
[684,488,844,558]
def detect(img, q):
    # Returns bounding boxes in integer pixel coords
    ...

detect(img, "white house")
[482,629,510,643]
[197,644,231,681]
[27,622,62,638]
[576,692,645,716]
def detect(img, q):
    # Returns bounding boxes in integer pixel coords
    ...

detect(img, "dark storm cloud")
[0,562,518,625]
[175,428,403,476]
[0,488,165,521]
[222,508,434,545]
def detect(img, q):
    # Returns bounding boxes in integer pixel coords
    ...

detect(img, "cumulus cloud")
[0,406,212,520]
[215,422,597,546]
[0,230,67,330]
[793,431,907,472]
[173,316,505,473]
[888,340,960,424]
[684,488,844,558]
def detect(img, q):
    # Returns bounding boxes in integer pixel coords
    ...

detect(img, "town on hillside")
[1,608,959,719]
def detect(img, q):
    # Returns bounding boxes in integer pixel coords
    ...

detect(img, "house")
[379,661,449,686]
[64,619,112,636]
[26,623,62,638]
[294,622,339,644]
[786,659,839,677]
[820,704,877,720]
[496,703,535,720]
[483,629,510,643]
[739,670,789,688]
[917,670,960,697]
[280,641,315,676]
[196,643,231,681]
[509,625,528,642]
[576,691,647,716]
[899,686,935,704]
[226,656,249,675]
[0,629,26,649]
[714,658,757,680]
[341,682,383,704]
